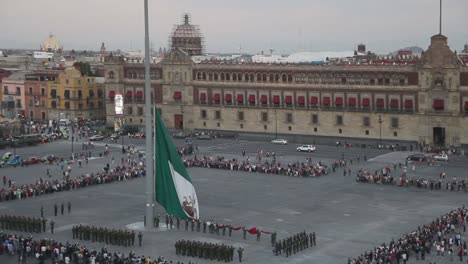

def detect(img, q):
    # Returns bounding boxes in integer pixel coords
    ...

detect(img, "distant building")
[40,34,63,53]
[47,68,105,120]
[104,15,468,148]
[24,71,59,121]
[1,72,27,119]
[170,14,204,56]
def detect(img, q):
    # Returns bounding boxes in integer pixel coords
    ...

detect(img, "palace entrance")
[174,114,184,130]
[433,127,445,146]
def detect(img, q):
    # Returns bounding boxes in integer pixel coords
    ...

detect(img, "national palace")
[104,15,468,148]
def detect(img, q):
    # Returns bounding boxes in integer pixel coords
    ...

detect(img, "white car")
[433,154,449,161]
[89,135,104,141]
[297,145,316,152]
[271,139,288,145]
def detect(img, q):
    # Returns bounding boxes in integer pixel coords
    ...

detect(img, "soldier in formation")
[273,231,312,257]
[0,215,44,233]
[175,239,237,262]
[72,225,137,247]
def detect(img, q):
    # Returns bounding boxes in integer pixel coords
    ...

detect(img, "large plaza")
[0,137,467,263]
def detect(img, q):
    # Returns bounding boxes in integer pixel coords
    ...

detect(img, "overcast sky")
[1,0,467,54]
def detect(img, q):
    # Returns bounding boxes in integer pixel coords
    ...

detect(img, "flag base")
[126,222,169,232]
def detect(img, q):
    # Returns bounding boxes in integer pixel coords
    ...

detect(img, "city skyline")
[1,0,468,54]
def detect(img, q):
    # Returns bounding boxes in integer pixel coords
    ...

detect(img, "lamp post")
[71,123,74,160]
[378,114,383,148]
[275,108,278,139]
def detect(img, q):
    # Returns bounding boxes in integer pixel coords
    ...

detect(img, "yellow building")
[47,67,105,120]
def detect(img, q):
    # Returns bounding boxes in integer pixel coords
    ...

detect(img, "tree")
[73,62,96,76]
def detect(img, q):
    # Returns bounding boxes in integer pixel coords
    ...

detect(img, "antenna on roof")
[269,49,274,56]
[439,0,442,35]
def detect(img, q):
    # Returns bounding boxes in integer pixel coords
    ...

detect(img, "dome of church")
[170,14,204,56]
[172,14,202,39]
[41,34,63,52]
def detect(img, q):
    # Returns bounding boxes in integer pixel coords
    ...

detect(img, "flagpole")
[143,0,154,228]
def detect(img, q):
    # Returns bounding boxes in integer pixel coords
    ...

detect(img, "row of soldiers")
[72,225,143,247]
[273,231,316,257]
[175,240,244,262]
[161,215,234,236]
[161,214,269,242]
[0,215,49,233]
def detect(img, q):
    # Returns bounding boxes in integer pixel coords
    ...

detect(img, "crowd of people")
[349,207,468,263]
[355,166,468,192]
[0,164,145,203]
[273,231,316,257]
[175,240,241,262]
[0,232,180,264]
[182,155,330,177]
[72,225,143,247]
[0,215,46,233]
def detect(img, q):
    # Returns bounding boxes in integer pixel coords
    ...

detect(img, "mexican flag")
[155,110,199,220]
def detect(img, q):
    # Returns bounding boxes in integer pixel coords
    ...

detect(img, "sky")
[1,0,468,54]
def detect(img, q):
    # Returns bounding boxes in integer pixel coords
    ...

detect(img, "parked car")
[433,154,449,162]
[23,156,41,165]
[7,155,22,166]
[110,133,120,140]
[2,152,13,161]
[296,145,316,152]
[197,134,212,140]
[41,155,56,163]
[406,153,427,162]
[271,139,288,145]
[89,135,104,141]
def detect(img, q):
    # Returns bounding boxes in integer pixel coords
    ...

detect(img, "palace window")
[391,117,399,128]
[312,114,318,124]
[261,112,268,122]
[238,111,244,121]
[363,116,370,127]
[336,115,343,125]
[215,110,221,120]
[200,109,207,119]
[286,113,293,123]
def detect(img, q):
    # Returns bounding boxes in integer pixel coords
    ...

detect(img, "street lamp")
[378,114,383,148]
[274,108,278,139]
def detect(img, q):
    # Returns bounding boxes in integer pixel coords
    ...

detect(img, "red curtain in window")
[404,99,413,109]
[273,95,280,104]
[225,94,232,102]
[322,97,330,106]
[348,98,356,106]
[362,98,370,107]
[260,95,268,104]
[376,98,384,107]
[126,91,133,98]
[433,99,444,109]
[310,96,318,105]
[135,91,143,98]
[248,95,256,104]
[213,94,220,102]
[173,91,182,99]
[390,99,399,108]
[200,93,207,101]
[237,94,244,103]
[464,101,468,110]
[335,97,343,106]
[109,91,116,99]
[297,96,305,105]
[285,96,293,104]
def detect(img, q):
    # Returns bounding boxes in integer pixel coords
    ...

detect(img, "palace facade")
[104,17,468,148]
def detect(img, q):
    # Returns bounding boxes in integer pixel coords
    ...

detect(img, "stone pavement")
[0,139,467,263]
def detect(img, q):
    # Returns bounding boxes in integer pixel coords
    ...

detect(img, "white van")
[59,119,71,126]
